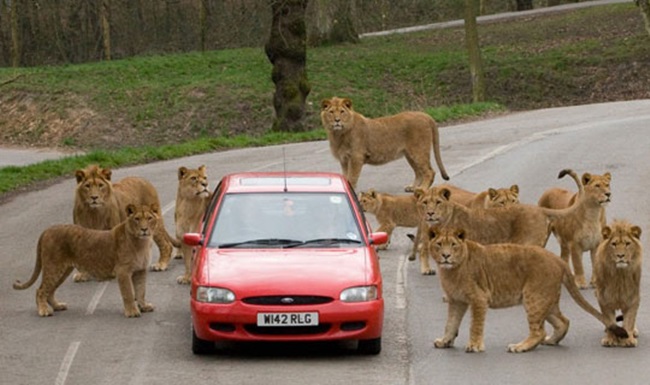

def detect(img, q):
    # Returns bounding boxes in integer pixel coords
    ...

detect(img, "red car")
[184,171,388,355]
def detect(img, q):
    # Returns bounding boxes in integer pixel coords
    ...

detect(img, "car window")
[208,192,363,248]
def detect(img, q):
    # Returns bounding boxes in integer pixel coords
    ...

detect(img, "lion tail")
[430,119,450,181]
[165,228,182,248]
[561,265,628,339]
[13,233,44,290]
[558,168,584,198]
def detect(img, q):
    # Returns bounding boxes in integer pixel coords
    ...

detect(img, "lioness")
[470,185,520,209]
[593,220,642,347]
[14,204,159,318]
[320,97,449,192]
[174,165,212,284]
[538,170,612,288]
[73,164,180,280]
[416,173,586,249]
[427,226,628,353]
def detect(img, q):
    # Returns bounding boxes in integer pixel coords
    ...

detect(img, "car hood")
[199,248,375,296]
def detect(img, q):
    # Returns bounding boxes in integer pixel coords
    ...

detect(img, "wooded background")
[0,0,586,67]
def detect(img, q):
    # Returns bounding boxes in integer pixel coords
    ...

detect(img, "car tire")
[192,326,215,355]
[357,337,381,355]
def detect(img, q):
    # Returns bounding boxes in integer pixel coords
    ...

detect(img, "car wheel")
[192,326,215,355]
[357,337,381,355]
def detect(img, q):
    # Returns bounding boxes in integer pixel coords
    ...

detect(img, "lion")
[593,220,642,347]
[320,96,449,192]
[14,204,159,318]
[174,165,212,284]
[470,185,520,209]
[416,171,589,249]
[73,164,180,281]
[538,170,612,288]
[427,226,628,353]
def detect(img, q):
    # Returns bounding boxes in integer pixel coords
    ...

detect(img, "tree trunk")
[100,0,112,60]
[310,0,359,46]
[10,0,19,67]
[516,0,534,11]
[199,0,208,52]
[637,0,650,37]
[265,0,312,132]
[464,0,485,103]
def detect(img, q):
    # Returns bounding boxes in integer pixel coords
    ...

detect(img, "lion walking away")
[320,96,449,192]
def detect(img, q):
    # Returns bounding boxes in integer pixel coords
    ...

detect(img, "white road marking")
[55,341,80,385]
[85,281,108,315]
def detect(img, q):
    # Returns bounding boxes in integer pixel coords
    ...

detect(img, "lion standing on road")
[320,97,449,192]
[14,204,159,318]
[73,164,179,280]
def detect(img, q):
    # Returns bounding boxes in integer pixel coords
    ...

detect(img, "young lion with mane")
[427,226,628,353]
[14,204,160,318]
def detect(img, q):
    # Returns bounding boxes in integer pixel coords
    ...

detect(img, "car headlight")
[340,286,378,303]
[196,286,235,304]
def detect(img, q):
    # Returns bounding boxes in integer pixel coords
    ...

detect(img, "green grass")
[0,3,647,197]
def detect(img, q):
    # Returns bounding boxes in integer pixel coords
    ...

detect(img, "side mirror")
[369,232,388,245]
[183,233,203,246]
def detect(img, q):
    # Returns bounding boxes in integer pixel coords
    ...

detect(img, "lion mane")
[14,204,160,318]
[320,96,449,192]
[427,226,628,353]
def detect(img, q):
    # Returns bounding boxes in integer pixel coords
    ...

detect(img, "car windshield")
[209,192,363,248]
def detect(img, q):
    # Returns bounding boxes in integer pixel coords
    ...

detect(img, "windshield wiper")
[218,238,304,248]
[287,238,363,248]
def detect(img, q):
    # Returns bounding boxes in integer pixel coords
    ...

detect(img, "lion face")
[320,97,353,131]
[75,165,113,209]
[486,185,520,208]
[583,172,612,206]
[178,165,210,200]
[358,189,381,214]
[427,226,467,270]
[601,220,642,269]
[416,187,453,225]
[126,204,160,239]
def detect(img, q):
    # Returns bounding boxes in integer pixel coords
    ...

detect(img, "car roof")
[220,171,351,193]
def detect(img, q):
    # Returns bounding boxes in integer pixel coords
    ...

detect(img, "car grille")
[244,324,332,335]
[243,295,333,306]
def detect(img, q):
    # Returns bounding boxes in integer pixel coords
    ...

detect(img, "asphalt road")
[2,99,650,385]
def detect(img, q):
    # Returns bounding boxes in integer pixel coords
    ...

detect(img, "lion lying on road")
[14,204,159,318]
[73,164,180,280]
[539,170,612,288]
[174,165,212,284]
[427,226,628,353]
[593,219,642,347]
[320,96,449,192]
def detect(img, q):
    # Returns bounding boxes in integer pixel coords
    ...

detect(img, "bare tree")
[464,0,485,102]
[637,0,650,37]
[516,0,533,10]
[101,0,112,60]
[265,0,312,132]
[10,0,19,67]
[309,0,359,45]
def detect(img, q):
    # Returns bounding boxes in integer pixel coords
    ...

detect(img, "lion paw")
[465,343,484,353]
[124,307,142,318]
[421,268,437,276]
[52,302,68,311]
[408,253,416,261]
[138,303,155,313]
[73,272,91,282]
[150,263,168,272]
[434,338,453,348]
[38,308,54,317]
[176,274,191,285]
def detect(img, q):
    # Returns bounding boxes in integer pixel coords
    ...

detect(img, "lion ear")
[150,203,161,215]
[440,187,451,201]
[510,184,519,195]
[631,225,642,240]
[413,187,425,199]
[178,167,188,180]
[604,172,612,182]
[199,165,206,173]
[101,167,112,181]
[342,98,353,109]
[320,99,332,110]
[582,173,592,186]
[427,225,438,240]
[456,228,466,240]
[368,188,377,198]
[488,188,498,199]
[126,204,137,217]
[75,169,86,184]
[601,225,612,240]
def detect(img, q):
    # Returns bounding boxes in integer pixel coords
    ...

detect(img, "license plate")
[257,312,319,327]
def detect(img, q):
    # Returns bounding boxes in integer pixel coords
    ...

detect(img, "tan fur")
[471,185,520,209]
[538,170,612,288]
[14,204,159,318]
[320,97,449,192]
[593,220,642,347]
[174,165,212,284]
[427,226,628,353]
[73,164,180,280]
